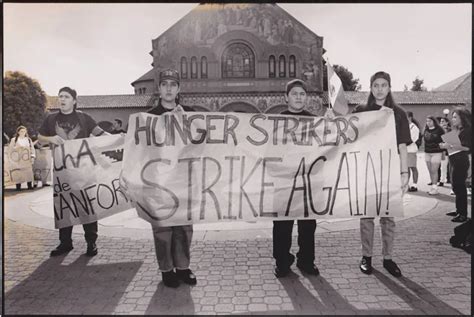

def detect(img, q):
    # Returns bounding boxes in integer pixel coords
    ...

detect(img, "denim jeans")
[151,224,193,272]
[360,217,395,259]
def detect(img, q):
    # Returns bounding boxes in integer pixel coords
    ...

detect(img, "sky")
[3,3,472,96]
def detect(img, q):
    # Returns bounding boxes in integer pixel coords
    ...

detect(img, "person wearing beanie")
[38,86,109,257]
[423,115,445,195]
[272,78,320,278]
[145,68,197,288]
[352,71,411,278]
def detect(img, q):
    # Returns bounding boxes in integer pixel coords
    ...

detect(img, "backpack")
[449,219,472,254]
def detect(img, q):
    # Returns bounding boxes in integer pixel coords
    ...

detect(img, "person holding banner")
[272,79,319,278]
[352,71,411,277]
[440,107,471,223]
[145,69,197,288]
[9,125,35,190]
[38,86,108,257]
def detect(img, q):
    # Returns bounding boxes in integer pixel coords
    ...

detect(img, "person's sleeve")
[410,124,419,143]
[460,128,472,152]
[29,138,36,158]
[396,110,412,145]
[38,114,52,136]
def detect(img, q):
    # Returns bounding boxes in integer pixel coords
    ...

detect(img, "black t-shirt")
[423,126,445,153]
[39,111,98,140]
[147,103,194,115]
[458,126,472,154]
[280,109,314,117]
[352,103,411,146]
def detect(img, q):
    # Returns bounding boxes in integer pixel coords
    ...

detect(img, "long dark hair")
[424,115,442,131]
[452,106,472,131]
[439,116,451,132]
[407,111,421,130]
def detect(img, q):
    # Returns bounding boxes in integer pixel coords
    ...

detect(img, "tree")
[3,71,47,138]
[410,76,427,91]
[323,63,361,91]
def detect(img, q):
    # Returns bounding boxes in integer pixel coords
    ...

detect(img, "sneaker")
[383,259,402,277]
[408,186,418,192]
[452,215,467,223]
[427,182,433,185]
[450,190,455,195]
[86,242,98,256]
[43,183,51,186]
[437,182,444,187]
[446,211,458,216]
[428,188,439,195]
[50,244,73,257]
[296,262,320,276]
[359,256,372,275]
[162,270,179,288]
[176,269,197,285]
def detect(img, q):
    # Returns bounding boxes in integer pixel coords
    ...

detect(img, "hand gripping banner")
[52,134,132,228]
[121,109,404,227]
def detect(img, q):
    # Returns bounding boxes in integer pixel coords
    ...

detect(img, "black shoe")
[296,262,320,276]
[359,256,372,275]
[427,182,433,185]
[86,242,98,256]
[43,183,51,186]
[383,259,402,277]
[437,182,444,187]
[408,186,418,192]
[176,269,197,285]
[162,270,179,288]
[50,244,73,257]
[446,211,458,216]
[274,266,291,278]
[452,215,467,223]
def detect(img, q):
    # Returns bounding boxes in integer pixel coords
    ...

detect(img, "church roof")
[46,94,153,110]
[131,69,154,86]
[46,90,466,111]
[433,72,471,92]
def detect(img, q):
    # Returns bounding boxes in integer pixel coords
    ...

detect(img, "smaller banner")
[3,145,34,186]
[52,135,132,229]
[33,148,52,183]
[326,58,349,116]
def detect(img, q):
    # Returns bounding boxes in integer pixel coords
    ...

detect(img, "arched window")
[269,55,276,78]
[222,43,255,78]
[279,55,286,78]
[289,55,296,78]
[191,56,197,79]
[180,57,188,79]
[201,56,208,79]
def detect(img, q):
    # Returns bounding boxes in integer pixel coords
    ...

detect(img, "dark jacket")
[423,126,444,153]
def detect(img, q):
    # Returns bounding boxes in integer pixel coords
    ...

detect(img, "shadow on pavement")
[145,282,195,315]
[372,268,462,315]
[4,255,142,315]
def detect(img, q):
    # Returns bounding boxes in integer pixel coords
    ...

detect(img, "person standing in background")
[423,115,445,195]
[440,107,471,222]
[407,111,420,192]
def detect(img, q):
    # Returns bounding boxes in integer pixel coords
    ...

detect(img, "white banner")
[52,135,132,229]
[33,148,52,183]
[3,145,34,186]
[121,109,404,226]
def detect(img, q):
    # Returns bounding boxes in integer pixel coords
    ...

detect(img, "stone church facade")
[131,3,326,115]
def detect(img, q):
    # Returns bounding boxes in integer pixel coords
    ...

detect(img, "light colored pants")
[440,156,449,183]
[151,224,193,272]
[360,217,395,259]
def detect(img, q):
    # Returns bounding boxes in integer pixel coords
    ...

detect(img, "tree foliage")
[323,63,361,91]
[3,71,47,138]
[410,76,427,91]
